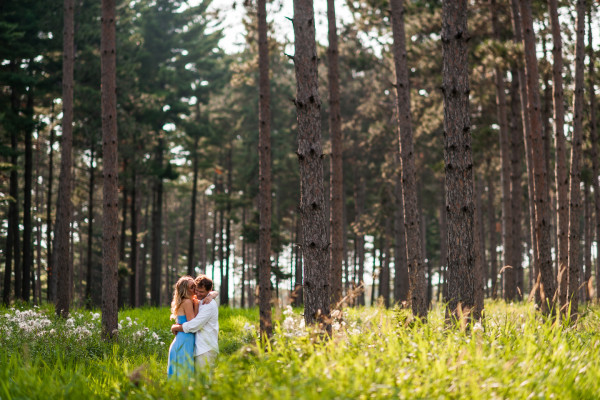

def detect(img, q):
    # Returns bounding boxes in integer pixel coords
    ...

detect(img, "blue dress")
[167,315,195,378]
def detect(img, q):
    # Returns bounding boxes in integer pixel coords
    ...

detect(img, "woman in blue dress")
[167,276,197,378]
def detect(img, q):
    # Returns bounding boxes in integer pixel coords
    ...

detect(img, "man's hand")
[202,291,218,305]
[171,324,183,335]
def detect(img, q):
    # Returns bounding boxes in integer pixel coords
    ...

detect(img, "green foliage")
[2,303,600,398]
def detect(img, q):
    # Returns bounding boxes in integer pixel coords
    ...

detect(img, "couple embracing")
[167,274,219,379]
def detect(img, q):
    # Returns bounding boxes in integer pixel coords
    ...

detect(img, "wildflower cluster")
[118,316,165,347]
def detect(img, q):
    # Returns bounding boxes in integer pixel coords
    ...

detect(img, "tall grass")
[1,301,599,399]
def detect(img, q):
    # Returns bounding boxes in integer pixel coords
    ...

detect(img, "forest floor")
[1,300,599,399]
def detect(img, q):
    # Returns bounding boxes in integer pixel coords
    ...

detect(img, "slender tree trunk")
[380,195,392,308]
[439,179,448,301]
[442,0,478,320]
[294,207,304,306]
[210,175,218,281]
[355,175,366,305]
[47,109,56,302]
[55,0,75,317]
[199,193,207,272]
[474,177,485,313]
[130,171,139,306]
[139,189,150,306]
[22,91,34,302]
[188,134,200,276]
[519,0,556,312]
[223,148,233,306]
[566,0,586,318]
[390,0,426,318]
[241,207,246,308]
[587,4,600,303]
[548,0,569,309]
[293,0,330,328]
[487,169,498,298]
[257,0,272,334]
[151,138,164,307]
[509,68,524,299]
[34,132,43,304]
[101,0,119,339]
[85,142,95,306]
[327,0,344,306]
[371,242,378,306]
[583,183,591,302]
[393,158,409,303]
[491,0,514,301]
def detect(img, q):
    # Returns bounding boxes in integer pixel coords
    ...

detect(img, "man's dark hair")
[195,274,213,291]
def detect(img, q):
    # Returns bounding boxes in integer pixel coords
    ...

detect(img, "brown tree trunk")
[548,0,569,309]
[34,132,43,304]
[487,169,498,298]
[583,183,591,302]
[566,0,585,318]
[293,0,330,328]
[130,171,139,306]
[199,193,207,272]
[519,0,556,312]
[46,108,56,302]
[509,68,524,299]
[22,91,34,302]
[390,0,426,318]
[257,0,273,338]
[355,174,366,305]
[439,179,448,301]
[139,189,150,306]
[101,0,119,339]
[393,158,409,303]
[150,138,164,307]
[442,0,478,320]
[223,149,233,306]
[294,208,304,306]
[380,193,392,308]
[55,0,75,318]
[188,134,200,276]
[588,4,600,303]
[327,0,343,307]
[491,0,515,301]
[85,141,95,307]
[475,176,485,313]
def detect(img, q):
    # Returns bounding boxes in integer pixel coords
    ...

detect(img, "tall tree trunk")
[491,0,515,301]
[474,177,485,313]
[34,132,43,304]
[22,91,34,302]
[258,0,272,335]
[223,148,233,306]
[150,138,164,307]
[293,0,330,328]
[519,0,556,312]
[46,107,56,302]
[487,168,498,298]
[188,134,200,276]
[393,158,409,303]
[210,175,218,281]
[566,0,585,318]
[509,68,524,299]
[548,0,569,309]
[241,207,246,308]
[355,174,366,305]
[587,4,600,302]
[327,0,344,306]
[55,0,75,317]
[139,189,150,306]
[442,0,478,320]
[130,171,139,306]
[439,179,448,301]
[85,142,95,307]
[294,207,304,306]
[390,0,426,318]
[380,194,392,308]
[583,183,591,302]
[101,0,119,339]
[199,193,207,272]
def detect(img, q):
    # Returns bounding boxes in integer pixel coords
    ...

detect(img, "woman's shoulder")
[181,298,193,306]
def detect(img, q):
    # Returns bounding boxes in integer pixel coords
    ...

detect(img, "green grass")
[1,301,599,399]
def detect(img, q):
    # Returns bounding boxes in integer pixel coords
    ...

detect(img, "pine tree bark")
[548,0,569,308]
[22,91,34,302]
[129,171,139,306]
[55,0,75,318]
[509,68,524,298]
[487,169,498,298]
[566,0,586,318]
[47,110,56,301]
[393,159,409,303]
[151,138,164,307]
[85,141,95,307]
[583,183,591,302]
[390,0,426,317]
[101,0,119,339]
[587,4,600,302]
[519,0,556,312]
[491,0,515,301]
[293,0,330,328]
[257,0,273,336]
[442,0,478,320]
[188,134,200,276]
[327,0,343,307]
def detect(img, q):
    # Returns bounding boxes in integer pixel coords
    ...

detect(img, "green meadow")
[1,302,599,399]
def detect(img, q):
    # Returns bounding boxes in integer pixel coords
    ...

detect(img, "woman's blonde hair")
[170,276,195,319]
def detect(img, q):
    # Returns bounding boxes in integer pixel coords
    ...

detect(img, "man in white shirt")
[171,274,219,369]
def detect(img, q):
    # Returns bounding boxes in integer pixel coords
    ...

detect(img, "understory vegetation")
[1,302,599,399]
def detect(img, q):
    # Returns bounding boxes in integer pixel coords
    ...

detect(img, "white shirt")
[181,300,219,356]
